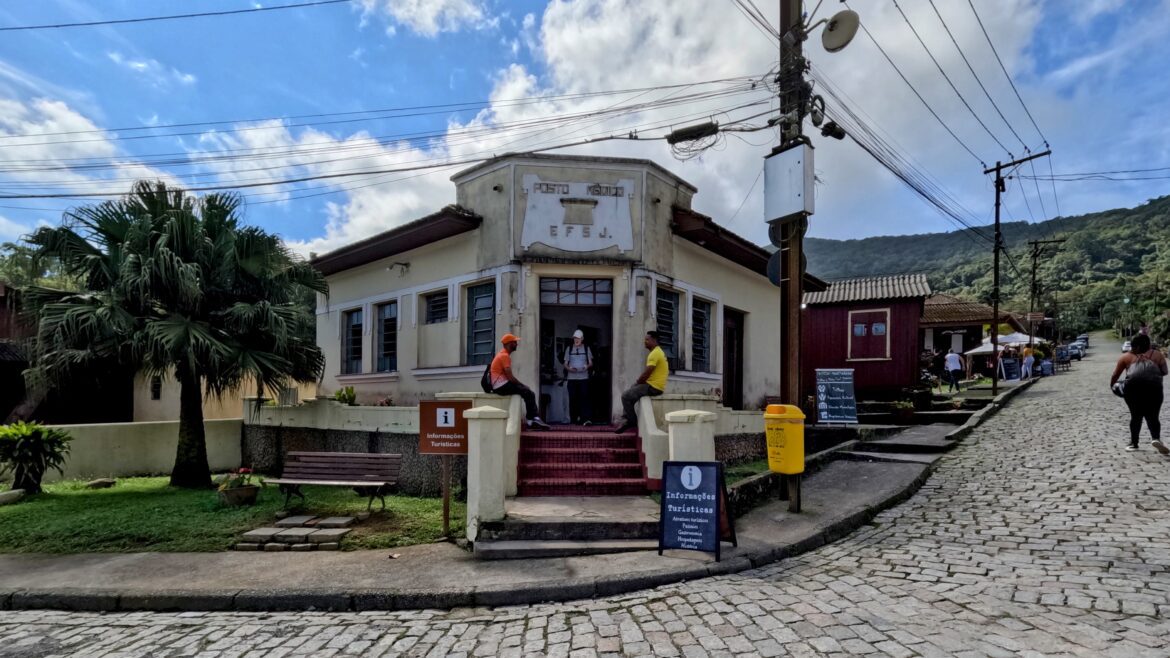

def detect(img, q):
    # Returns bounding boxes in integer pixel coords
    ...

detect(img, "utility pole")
[985,150,1050,395]
[1027,238,1064,347]
[777,0,806,408]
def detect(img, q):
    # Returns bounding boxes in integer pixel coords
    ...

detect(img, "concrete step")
[518,478,647,497]
[857,410,973,426]
[856,425,957,453]
[477,518,658,542]
[519,447,642,464]
[520,433,639,449]
[473,538,659,560]
[519,463,644,479]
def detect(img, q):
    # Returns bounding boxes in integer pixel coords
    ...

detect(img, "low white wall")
[244,398,417,433]
[651,394,764,435]
[44,419,243,482]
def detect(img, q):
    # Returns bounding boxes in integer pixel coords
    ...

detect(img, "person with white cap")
[563,329,594,425]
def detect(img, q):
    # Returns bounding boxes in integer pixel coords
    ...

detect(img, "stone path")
[2,339,1169,657]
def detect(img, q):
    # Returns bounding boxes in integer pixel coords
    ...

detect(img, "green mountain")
[803,195,1170,337]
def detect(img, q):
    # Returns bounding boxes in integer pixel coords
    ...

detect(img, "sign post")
[418,400,472,537]
[658,461,736,561]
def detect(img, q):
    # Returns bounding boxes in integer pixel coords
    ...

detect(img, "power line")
[1027,157,1049,218]
[0,0,351,32]
[810,67,990,244]
[728,0,780,43]
[727,169,763,223]
[844,3,985,166]
[1024,165,1170,177]
[1,78,761,149]
[0,96,774,197]
[1045,156,1062,217]
[0,75,762,142]
[892,0,1013,157]
[0,82,765,177]
[926,0,1027,151]
[0,95,778,200]
[967,0,1047,145]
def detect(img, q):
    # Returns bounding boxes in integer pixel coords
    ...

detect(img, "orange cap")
[501,333,520,344]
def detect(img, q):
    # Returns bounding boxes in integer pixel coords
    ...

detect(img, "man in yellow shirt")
[617,331,668,433]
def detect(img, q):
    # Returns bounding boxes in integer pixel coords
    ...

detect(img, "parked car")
[1123,341,1132,352]
[1068,344,1084,360]
[1077,333,1089,346]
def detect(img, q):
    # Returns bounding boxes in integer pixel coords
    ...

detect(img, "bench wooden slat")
[283,462,399,470]
[266,478,392,487]
[271,452,403,510]
[287,452,401,461]
[284,462,401,471]
[281,471,397,480]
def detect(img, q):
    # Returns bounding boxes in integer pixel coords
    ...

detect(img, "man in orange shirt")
[490,333,550,430]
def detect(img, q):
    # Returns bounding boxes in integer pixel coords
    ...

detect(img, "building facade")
[801,274,932,400]
[312,154,819,419]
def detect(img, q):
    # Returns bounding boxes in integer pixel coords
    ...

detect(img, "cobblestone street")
[3,342,1169,658]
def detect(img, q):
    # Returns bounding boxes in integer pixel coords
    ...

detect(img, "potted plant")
[217,467,259,506]
[0,421,72,494]
[892,400,915,423]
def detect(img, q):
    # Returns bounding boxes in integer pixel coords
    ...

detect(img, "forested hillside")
[804,195,1170,337]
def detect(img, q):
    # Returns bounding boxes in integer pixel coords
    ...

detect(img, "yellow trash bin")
[764,404,805,475]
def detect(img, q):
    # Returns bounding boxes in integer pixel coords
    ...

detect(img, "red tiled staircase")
[518,425,647,496]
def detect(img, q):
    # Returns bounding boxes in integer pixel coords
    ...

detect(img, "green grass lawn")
[0,477,464,553]
[724,458,770,486]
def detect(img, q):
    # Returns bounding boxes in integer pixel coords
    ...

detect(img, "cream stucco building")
[311,154,820,421]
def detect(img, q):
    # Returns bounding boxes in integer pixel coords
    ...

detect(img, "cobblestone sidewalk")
[2,340,1168,657]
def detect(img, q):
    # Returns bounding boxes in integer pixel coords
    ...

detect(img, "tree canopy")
[24,181,327,487]
[805,195,1170,338]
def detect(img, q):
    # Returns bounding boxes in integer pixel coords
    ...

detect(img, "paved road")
[3,340,1169,657]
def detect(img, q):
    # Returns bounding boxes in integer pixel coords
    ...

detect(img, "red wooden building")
[801,273,932,401]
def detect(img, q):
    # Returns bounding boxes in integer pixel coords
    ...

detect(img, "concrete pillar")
[438,392,523,496]
[665,409,717,462]
[637,397,670,486]
[464,405,509,542]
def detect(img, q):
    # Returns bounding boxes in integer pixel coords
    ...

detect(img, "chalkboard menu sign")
[815,369,858,424]
[658,461,736,561]
[1000,357,1021,380]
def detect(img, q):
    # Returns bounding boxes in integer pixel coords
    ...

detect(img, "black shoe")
[615,423,634,434]
[529,417,551,430]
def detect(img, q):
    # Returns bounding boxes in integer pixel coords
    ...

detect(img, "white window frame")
[847,307,892,362]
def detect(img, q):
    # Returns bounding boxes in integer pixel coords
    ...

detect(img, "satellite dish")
[821,9,859,53]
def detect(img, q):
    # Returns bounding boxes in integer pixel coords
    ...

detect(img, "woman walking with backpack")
[1110,334,1169,454]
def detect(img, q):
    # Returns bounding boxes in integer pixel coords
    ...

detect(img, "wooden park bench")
[264,451,402,511]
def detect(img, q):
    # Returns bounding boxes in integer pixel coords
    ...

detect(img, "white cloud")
[185,0,1170,256]
[107,51,197,88]
[357,0,492,37]
[0,214,33,241]
[0,97,180,199]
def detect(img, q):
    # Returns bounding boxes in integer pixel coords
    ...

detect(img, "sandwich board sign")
[658,461,737,561]
[815,368,858,424]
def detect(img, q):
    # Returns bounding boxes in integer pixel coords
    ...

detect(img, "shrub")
[333,386,357,406]
[0,422,72,494]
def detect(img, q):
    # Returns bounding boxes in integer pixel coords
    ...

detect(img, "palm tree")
[25,181,326,488]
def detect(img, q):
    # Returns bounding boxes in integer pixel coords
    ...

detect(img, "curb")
[0,460,937,614]
[945,378,1036,443]
[0,383,1037,614]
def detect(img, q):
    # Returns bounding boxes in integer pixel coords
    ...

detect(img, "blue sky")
[0,0,1168,256]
